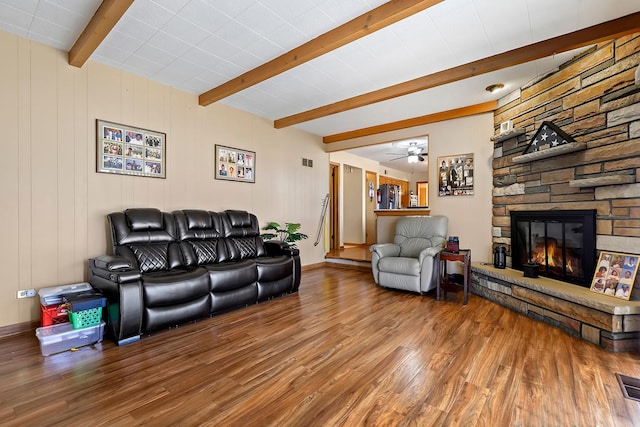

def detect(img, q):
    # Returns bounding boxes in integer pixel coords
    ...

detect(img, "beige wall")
[0,31,328,328]
[326,113,495,263]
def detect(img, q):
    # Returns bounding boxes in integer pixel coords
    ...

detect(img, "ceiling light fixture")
[408,154,418,164]
[485,83,505,93]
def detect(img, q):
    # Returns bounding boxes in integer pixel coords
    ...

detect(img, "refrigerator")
[378,184,401,209]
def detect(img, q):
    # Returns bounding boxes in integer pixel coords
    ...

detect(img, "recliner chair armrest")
[264,240,299,257]
[418,246,443,263]
[370,243,400,258]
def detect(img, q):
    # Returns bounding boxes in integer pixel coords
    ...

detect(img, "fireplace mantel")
[511,141,586,164]
[472,263,640,352]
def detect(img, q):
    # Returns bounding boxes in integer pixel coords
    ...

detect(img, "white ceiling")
[1,0,638,173]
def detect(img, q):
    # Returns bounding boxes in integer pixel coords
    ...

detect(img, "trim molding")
[323,101,497,143]
[0,320,39,340]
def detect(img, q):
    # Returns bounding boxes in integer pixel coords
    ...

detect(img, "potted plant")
[261,222,308,249]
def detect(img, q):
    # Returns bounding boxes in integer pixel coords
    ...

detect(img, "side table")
[436,249,471,305]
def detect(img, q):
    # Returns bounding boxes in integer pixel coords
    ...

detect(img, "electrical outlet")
[16,289,36,299]
[492,226,501,237]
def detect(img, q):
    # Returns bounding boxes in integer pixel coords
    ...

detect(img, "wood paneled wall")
[0,31,328,328]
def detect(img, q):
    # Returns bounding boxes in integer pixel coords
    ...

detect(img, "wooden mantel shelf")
[512,141,586,164]
[569,174,635,188]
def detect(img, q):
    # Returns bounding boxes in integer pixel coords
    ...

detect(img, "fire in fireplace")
[510,210,596,286]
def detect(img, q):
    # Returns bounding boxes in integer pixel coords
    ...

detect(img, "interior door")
[365,170,377,245]
[417,181,428,206]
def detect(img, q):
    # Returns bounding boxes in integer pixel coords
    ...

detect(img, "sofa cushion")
[189,240,220,265]
[144,295,211,332]
[184,210,212,230]
[379,256,420,276]
[125,208,164,231]
[226,210,252,227]
[256,256,293,282]
[211,285,257,313]
[226,237,260,260]
[142,267,210,307]
[131,243,169,273]
[205,259,257,292]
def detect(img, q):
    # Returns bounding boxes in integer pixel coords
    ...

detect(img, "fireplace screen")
[511,210,596,286]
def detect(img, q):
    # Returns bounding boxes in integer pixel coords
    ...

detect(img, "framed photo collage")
[96,119,166,179]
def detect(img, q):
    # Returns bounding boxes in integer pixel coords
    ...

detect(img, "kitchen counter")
[374,208,430,216]
[374,208,431,243]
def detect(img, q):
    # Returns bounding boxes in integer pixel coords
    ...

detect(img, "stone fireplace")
[472,34,640,351]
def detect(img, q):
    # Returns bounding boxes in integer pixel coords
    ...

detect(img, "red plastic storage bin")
[40,304,69,327]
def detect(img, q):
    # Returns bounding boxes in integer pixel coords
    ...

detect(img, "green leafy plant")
[261,222,308,248]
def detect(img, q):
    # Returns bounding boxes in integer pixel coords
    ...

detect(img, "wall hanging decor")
[437,153,474,196]
[96,119,166,178]
[215,144,255,183]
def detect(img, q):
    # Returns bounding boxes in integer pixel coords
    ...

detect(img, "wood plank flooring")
[1,266,639,426]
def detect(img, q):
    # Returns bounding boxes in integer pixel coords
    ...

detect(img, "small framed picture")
[215,144,255,183]
[590,251,638,300]
[97,119,166,179]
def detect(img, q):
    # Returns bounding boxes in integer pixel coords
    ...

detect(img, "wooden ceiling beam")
[323,101,497,143]
[198,0,444,106]
[276,12,640,129]
[68,0,134,68]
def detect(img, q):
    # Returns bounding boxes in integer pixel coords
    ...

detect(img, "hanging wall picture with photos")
[437,153,474,196]
[96,119,166,178]
[215,144,255,183]
[590,251,638,300]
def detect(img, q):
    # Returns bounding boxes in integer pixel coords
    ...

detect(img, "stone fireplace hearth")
[471,264,640,352]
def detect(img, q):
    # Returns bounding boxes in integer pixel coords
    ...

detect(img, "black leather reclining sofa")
[88,208,301,345]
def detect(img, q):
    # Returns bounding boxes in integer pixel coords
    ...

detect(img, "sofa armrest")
[370,243,400,259]
[265,240,300,257]
[93,255,133,271]
[89,256,141,283]
[88,257,143,345]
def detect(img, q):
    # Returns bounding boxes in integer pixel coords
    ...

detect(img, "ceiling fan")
[387,141,426,163]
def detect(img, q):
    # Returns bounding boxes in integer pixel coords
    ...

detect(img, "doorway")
[329,163,340,251]
[365,170,377,245]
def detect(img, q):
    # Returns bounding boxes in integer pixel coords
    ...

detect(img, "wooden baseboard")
[0,320,39,340]
[302,262,327,271]
[303,261,371,272]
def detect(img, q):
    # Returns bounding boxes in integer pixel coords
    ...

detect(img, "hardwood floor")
[1,266,639,426]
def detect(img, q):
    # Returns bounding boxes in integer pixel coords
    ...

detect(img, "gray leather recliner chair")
[370,215,448,294]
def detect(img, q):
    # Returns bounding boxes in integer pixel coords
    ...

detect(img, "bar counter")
[374,208,431,243]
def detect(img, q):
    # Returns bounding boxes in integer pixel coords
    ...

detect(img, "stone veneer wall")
[491,33,640,298]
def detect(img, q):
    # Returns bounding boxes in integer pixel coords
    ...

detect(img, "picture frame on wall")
[590,251,638,300]
[96,119,166,179]
[215,144,255,183]
[437,153,474,196]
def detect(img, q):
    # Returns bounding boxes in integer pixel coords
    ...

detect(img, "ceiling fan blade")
[388,155,408,161]
[418,155,425,161]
